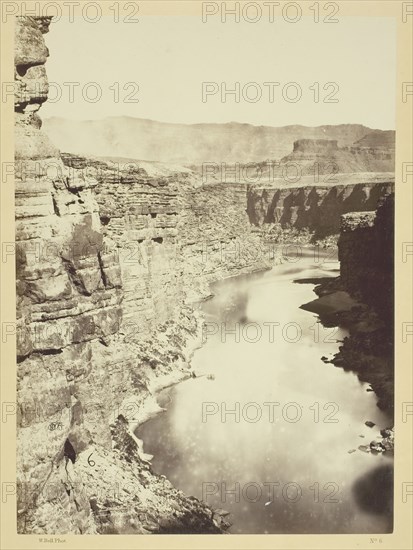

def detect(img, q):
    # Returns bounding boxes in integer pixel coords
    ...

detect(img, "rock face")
[15,16,264,535]
[14,16,58,160]
[15,16,395,535]
[325,194,394,415]
[338,194,394,322]
[247,181,394,240]
[299,193,394,417]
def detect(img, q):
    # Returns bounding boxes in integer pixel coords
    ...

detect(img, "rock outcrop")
[293,139,339,153]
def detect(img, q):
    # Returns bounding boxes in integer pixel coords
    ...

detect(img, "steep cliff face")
[338,194,394,323]
[62,155,267,334]
[336,195,394,415]
[310,194,395,415]
[247,181,394,240]
[15,16,261,535]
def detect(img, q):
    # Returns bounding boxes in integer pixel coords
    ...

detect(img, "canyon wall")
[61,154,268,336]
[247,181,394,241]
[326,193,395,415]
[14,16,263,535]
[338,194,394,322]
[14,16,395,535]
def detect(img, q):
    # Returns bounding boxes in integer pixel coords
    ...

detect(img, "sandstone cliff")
[198,136,394,186]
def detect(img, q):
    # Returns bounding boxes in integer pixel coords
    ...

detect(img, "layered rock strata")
[247,181,394,241]
[14,15,395,534]
[281,138,394,174]
[14,16,262,534]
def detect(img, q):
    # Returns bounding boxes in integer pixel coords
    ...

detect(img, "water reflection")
[137,249,393,533]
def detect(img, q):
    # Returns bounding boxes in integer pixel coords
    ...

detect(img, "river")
[136,247,393,534]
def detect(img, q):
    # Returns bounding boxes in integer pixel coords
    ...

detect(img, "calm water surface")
[136,249,393,534]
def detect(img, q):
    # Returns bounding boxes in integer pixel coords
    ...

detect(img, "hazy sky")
[41,16,396,129]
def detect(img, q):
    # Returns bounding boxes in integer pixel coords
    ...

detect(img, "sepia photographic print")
[0,1,412,549]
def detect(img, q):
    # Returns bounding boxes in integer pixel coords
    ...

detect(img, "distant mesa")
[42,117,395,165]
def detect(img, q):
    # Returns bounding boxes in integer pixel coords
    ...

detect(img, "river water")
[136,248,393,534]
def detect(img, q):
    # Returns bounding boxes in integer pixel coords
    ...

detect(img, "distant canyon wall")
[247,181,394,240]
[281,138,394,174]
[42,117,395,164]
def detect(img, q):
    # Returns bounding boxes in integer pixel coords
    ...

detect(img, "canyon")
[14,16,394,535]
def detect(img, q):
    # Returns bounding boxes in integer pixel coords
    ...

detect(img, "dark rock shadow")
[265,189,281,224]
[352,464,393,530]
